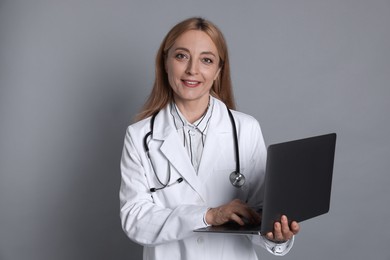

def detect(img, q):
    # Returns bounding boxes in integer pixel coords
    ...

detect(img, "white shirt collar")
[170,96,214,134]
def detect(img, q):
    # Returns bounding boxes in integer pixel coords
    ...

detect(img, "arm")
[119,126,208,246]
[247,120,300,255]
[205,117,300,255]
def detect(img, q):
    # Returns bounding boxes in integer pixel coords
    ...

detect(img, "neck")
[174,97,210,124]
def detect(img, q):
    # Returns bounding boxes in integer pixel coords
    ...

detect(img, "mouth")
[181,80,201,88]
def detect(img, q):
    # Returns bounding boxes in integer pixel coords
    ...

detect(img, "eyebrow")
[173,47,217,57]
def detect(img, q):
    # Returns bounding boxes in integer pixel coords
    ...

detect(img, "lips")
[182,80,201,88]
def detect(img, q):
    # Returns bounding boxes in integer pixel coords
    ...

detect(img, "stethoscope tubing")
[226,107,240,175]
[143,105,244,192]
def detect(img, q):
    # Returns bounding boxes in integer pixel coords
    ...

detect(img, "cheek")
[166,63,183,80]
[165,65,177,86]
[205,69,219,83]
[213,68,221,81]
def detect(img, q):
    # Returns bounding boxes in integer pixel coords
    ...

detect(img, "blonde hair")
[136,17,235,121]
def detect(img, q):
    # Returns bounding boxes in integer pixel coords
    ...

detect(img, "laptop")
[194,133,337,235]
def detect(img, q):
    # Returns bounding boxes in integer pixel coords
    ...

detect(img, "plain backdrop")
[1,1,389,259]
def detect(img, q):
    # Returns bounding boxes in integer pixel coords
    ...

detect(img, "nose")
[185,58,199,75]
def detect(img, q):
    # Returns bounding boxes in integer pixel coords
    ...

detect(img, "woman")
[120,17,300,260]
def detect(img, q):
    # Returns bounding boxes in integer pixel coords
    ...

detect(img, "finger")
[280,215,293,240]
[230,213,245,226]
[231,199,244,206]
[266,231,274,241]
[290,221,300,234]
[247,208,261,224]
[230,200,260,224]
[273,221,284,241]
[237,208,260,225]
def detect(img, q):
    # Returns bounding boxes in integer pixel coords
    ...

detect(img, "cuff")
[202,208,211,226]
[262,235,295,256]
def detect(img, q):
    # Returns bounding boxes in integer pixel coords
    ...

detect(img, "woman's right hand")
[205,199,261,226]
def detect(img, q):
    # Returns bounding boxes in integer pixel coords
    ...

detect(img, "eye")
[202,57,214,64]
[175,53,188,60]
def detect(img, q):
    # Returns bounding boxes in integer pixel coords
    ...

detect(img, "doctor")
[120,17,300,260]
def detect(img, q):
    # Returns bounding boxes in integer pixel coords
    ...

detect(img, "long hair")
[136,17,235,121]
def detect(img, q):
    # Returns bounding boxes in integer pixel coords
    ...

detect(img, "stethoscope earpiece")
[229,171,246,188]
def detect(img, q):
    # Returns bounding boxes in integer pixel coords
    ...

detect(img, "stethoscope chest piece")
[229,171,246,188]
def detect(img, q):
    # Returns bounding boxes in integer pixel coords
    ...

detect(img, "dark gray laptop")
[194,133,336,235]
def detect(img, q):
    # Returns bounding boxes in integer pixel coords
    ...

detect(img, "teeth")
[185,81,198,85]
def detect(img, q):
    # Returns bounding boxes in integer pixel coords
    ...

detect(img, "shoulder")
[212,96,262,133]
[125,103,173,140]
[124,116,153,145]
[230,109,258,125]
[213,97,258,122]
[129,116,152,131]
[231,110,263,139]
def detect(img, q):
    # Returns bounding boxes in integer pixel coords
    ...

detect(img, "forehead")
[171,30,218,54]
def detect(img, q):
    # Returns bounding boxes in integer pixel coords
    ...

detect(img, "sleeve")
[251,235,295,256]
[244,119,295,255]
[119,126,208,246]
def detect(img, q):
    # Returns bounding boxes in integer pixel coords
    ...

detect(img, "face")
[165,30,221,107]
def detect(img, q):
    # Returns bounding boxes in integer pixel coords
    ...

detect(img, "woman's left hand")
[265,215,300,243]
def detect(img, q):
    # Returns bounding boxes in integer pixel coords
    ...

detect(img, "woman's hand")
[205,199,261,226]
[265,215,300,243]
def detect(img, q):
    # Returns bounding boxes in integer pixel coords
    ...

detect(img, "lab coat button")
[197,236,204,244]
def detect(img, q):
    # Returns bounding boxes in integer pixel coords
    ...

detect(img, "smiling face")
[165,30,221,108]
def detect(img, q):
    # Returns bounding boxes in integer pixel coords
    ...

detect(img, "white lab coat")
[120,97,293,260]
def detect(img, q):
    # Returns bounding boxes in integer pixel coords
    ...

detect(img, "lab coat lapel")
[153,105,206,201]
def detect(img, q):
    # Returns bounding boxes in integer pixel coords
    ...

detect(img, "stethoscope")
[143,105,245,193]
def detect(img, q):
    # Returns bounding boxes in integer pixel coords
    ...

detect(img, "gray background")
[0,0,389,259]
